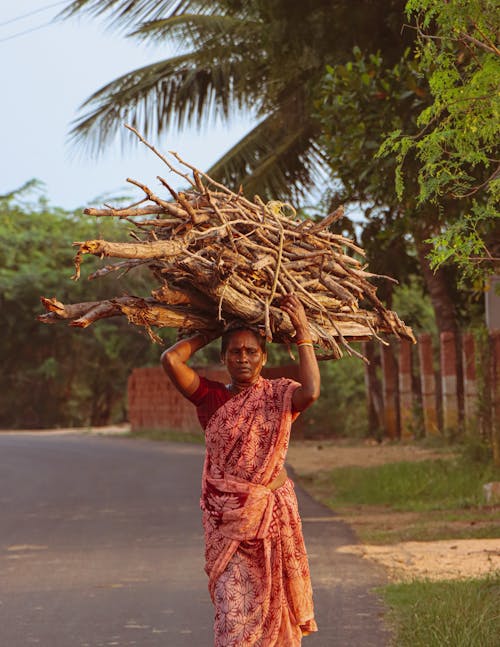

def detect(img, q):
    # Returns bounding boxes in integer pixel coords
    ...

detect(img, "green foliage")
[316,46,426,209]
[380,0,500,280]
[317,457,500,511]
[382,577,500,647]
[301,354,368,438]
[0,184,163,428]
[314,45,483,335]
[314,46,438,303]
[391,275,438,335]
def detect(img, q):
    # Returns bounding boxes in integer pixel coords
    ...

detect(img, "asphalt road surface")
[0,433,391,646]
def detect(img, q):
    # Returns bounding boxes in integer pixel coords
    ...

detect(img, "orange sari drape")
[200,376,317,646]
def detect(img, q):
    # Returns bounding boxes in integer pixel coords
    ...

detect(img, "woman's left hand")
[280,293,309,335]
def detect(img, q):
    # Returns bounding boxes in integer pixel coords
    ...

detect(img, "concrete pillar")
[418,333,440,436]
[440,331,459,432]
[381,343,399,439]
[398,339,414,439]
[491,332,500,465]
[462,332,478,433]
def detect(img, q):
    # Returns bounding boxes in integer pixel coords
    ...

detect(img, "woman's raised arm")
[280,294,321,412]
[161,332,217,398]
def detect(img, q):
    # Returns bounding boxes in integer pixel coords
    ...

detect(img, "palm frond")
[207,111,324,200]
[69,52,263,154]
[130,13,255,46]
[58,1,219,31]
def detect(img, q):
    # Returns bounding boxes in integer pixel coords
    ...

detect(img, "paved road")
[0,433,391,646]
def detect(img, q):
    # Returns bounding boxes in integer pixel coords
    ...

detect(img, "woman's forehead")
[226,330,261,349]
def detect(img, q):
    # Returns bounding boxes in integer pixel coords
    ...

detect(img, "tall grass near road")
[382,576,500,647]
[315,457,500,511]
[298,453,500,542]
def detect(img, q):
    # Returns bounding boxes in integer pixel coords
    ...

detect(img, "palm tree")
[60,0,411,199]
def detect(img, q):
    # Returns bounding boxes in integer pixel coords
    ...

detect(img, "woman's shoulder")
[262,376,300,393]
[187,376,228,405]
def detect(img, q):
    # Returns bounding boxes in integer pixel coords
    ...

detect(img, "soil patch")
[287,439,454,473]
[337,539,500,582]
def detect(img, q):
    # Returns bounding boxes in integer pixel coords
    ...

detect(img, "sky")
[0,1,256,210]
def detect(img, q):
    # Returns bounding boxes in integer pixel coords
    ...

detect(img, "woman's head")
[221,323,266,356]
[221,324,267,386]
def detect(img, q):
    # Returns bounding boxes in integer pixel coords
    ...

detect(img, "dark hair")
[221,322,267,355]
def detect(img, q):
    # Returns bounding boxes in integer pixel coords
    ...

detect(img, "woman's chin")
[232,371,258,384]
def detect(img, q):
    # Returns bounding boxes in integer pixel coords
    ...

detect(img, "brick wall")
[127,364,302,434]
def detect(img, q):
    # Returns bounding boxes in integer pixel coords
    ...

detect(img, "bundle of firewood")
[39,127,415,360]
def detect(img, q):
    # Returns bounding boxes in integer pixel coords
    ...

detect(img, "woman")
[161,293,320,645]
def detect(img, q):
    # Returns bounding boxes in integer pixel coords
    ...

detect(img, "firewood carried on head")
[38,127,415,360]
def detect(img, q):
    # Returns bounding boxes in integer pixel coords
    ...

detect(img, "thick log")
[74,238,189,260]
[39,297,103,320]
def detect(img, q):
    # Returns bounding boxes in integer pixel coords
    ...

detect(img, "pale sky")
[0,1,255,210]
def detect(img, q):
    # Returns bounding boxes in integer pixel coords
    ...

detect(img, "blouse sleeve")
[185,376,231,430]
[186,376,211,407]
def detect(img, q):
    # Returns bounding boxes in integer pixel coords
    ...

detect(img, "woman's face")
[222,330,266,386]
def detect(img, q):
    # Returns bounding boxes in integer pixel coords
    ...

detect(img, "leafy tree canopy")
[314,42,484,328]
[0,183,164,428]
[379,0,500,280]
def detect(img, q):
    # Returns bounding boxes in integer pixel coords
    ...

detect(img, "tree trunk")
[414,231,457,333]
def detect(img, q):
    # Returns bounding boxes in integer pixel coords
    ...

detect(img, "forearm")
[161,332,211,366]
[295,328,321,404]
[160,331,217,397]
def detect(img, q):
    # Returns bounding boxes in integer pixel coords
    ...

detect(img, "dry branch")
[39,133,415,360]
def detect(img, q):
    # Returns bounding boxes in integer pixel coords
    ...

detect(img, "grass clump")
[315,457,500,512]
[382,576,500,647]
[298,454,500,543]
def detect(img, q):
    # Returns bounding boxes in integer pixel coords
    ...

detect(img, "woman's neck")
[228,377,260,394]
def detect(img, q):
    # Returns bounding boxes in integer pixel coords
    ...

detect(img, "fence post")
[381,343,399,439]
[491,331,500,466]
[398,339,414,439]
[362,340,384,436]
[418,333,439,436]
[440,331,459,433]
[462,332,477,434]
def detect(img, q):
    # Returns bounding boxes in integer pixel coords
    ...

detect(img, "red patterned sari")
[196,376,317,646]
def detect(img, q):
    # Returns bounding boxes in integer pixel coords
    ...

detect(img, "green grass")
[362,518,500,544]
[308,458,500,512]
[125,428,205,444]
[298,455,500,543]
[381,576,500,647]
